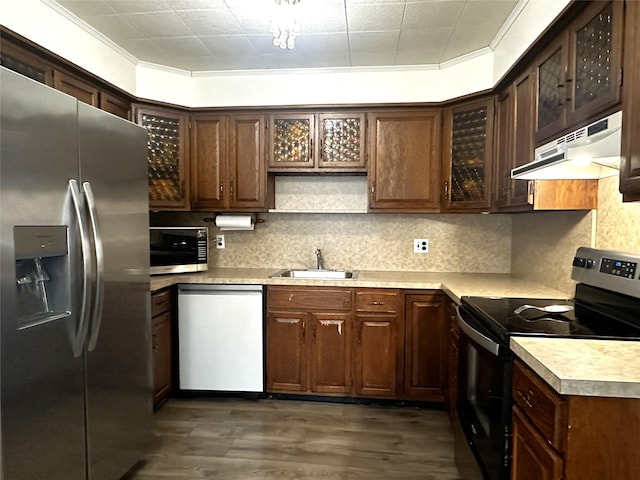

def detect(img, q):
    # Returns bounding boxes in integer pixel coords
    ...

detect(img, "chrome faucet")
[315,248,324,270]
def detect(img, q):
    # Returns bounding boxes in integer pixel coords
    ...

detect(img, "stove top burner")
[461,294,640,342]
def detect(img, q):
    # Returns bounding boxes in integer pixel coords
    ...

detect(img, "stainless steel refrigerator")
[0,66,152,480]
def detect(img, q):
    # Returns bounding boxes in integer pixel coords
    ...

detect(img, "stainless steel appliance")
[0,67,151,480]
[177,284,264,394]
[455,247,640,480]
[150,227,209,275]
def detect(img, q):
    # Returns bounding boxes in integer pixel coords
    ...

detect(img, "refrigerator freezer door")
[77,103,152,480]
[0,68,87,479]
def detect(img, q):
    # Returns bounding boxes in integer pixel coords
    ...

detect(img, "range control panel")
[600,258,638,279]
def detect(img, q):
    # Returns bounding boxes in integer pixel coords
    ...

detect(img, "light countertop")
[149,268,570,303]
[511,337,640,399]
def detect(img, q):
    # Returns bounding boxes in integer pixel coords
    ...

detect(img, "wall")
[595,176,640,252]
[151,211,512,274]
[1,0,569,107]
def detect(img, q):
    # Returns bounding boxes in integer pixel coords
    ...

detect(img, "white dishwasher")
[177,284,264,392]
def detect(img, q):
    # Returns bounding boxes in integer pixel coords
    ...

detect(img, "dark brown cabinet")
[151,288,174,408]
[494,68,535,212]
[446,300,459,419]
[53,69,99,107]
[353,289,401,398]
[189,114,226,210]
[0,39,53,85]
[134,105,190,210]
[267,113,315,170]
[266,286,352,395]
[620,0,640,201]
[403,292,448,401]
[368,110,441,212]
[511,359,640,480]
[534,1,623,144]
[100,91,131,120]
[442,99,494,212]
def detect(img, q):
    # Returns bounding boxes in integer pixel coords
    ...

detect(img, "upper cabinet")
[267,112,367,173]
[494,68,535,212]
[0,40,53,86]
[368,110,441,212]
[134,105,190,211]
[620,0,640,201]
[442,98,494,212]
[535,1,623,144]
[189,113,272,212]
[52,69,99,107]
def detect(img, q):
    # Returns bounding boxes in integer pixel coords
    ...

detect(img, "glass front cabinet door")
[442,99,494,212]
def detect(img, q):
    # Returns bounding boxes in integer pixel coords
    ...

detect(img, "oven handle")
[456,306,501,356]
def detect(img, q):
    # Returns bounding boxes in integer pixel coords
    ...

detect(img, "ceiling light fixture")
[270,0,301,50]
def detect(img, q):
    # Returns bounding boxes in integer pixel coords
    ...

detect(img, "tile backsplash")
[151,211,512,273]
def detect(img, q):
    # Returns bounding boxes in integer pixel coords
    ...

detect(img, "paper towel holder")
[202,214,264,229]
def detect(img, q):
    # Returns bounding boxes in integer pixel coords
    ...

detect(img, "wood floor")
[126,398,463,480]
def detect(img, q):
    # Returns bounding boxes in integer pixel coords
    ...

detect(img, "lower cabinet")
[446,299,460,418]
[151,288,175,408]
[511,359,640,480]
[266,286,448,401]
[266,286,352,395]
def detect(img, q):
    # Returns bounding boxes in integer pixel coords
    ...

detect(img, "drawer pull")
[516,389,535,409]
[368,301,385,305]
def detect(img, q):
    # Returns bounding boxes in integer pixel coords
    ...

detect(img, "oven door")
[455,306,513,480]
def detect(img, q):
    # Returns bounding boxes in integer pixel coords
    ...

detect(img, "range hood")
[511,111,622,180]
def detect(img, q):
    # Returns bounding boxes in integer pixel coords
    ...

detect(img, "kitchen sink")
[271,269,358,280]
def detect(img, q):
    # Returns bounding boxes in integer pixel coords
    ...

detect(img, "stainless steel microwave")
[150,227,208,275]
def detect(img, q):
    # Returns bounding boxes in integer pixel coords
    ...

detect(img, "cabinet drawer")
[512,359,566,452]
[355,289,398,313]
[268,286,352,311]
[151,288,172,317]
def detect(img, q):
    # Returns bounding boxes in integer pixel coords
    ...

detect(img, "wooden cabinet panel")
[355,289,398,313]
[135,105,190,210]
[190,115,226,211]
[368,110,441,212]
[446,300,459,419]
[100,91,130,120]
[228,114,269,209]
[317,113,367,171]
[442,98,494,212]
[511,406,564,480]
[152,311,173,406]
[404,293,447,401]
[151,288,174,408]
[266,311,308,392]
[268,113,315,170]
[353,314,399,398]
[534,1,622,144]
[528,179,598,211]
[309,313,351,394]
[620,0,640,201]
[269,286,352,311]
[0,40,53,85]
[53,69,99,107]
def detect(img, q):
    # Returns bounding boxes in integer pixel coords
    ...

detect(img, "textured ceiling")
[52,0,520,72]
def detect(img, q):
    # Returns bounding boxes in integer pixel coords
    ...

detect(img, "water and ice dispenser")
[14,226,71,329]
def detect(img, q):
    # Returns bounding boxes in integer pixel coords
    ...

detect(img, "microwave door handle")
[456,306,501,356]
[68,179,93,357]
[83,182,104,352]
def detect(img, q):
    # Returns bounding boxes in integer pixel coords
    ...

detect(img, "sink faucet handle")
[315,248,324,270]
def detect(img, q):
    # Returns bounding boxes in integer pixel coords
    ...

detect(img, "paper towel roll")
[215,215,254,231]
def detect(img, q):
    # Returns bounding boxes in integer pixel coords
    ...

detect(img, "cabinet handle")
[443,181,449,201]
[219,182,224,196]
[343,300,350,308]
[312,323,317,341]
[309,138,313,162]
[319,137,324,161]
[302,320,306,342]
[516,389,535,409]
[368,301,384,305]
[357,323,362,344]
[230,180,234,199]
[370,182,375,201]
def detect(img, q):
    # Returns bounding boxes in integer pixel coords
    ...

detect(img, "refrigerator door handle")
[83,181,105,352]
[68,179,92,357]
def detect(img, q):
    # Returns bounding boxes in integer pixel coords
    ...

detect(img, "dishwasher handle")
[178,284,263,293]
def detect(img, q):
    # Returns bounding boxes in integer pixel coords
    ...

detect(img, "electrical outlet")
[414,239,429,253]
[216,234,225,249]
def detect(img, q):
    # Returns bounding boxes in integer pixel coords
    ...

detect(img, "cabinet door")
[620,0,640,201]
[135,106,190,210]
[446,300,459,419]
[53,69,99,106]
[353,314,399,398]
[368,111,441,212]
[566,1,622,127]
[404,293,447,401]
[228,114,268,210]
[511,407,564,480]
[0,40,53,85]
[190,115,227,211]
[309,313,351,394]
[267,113,315,170]
[266,312,307,392]
[442,99,494,212]
[100,92,131,120]
[152,311,173,406]
[317,113,367,171]
[535,34,569,144]
[494,86,515,210]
